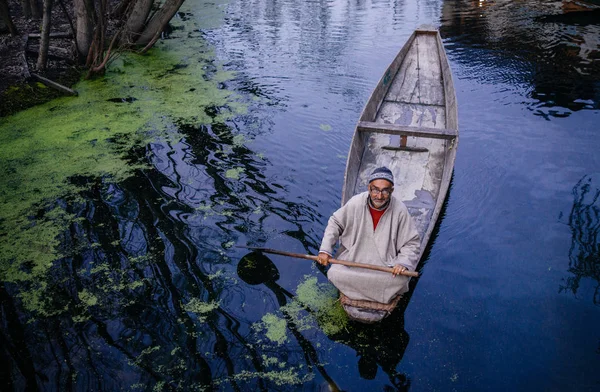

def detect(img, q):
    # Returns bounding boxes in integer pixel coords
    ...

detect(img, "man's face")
[369,179,393,208]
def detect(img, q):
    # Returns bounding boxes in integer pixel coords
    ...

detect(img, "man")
[317,167,420,304]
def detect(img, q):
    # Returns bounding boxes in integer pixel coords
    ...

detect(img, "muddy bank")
[1,0,89,117]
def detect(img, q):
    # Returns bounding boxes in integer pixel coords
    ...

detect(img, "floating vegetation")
[183,298,221,322]
[295,276,348,336]
[231,134,247,147]
[279,300,315,332]
[252,275,347,347]
[261,355,286,368]
[0,1,342,389]
[0,0,249,318]
[225,167,244,179]
[228,368,313,387]
[78,289,99,307]
[256,313,288,345]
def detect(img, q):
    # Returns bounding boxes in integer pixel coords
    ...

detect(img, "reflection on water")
[0,115,327,389]
[561,174,600,304]
[440,0,600,117]
[328,301,411,390]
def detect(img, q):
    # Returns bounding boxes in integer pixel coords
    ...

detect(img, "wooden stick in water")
[237,246,419,278]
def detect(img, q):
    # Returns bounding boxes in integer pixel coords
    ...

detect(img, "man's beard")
[369,196,390,210]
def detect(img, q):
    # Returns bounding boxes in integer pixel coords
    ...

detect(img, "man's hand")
[392,264,408,277]
[317,252,331,266]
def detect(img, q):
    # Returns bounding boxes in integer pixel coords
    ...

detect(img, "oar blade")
[237,251,280,285]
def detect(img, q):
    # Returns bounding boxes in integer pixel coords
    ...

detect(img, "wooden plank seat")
[357,121,457,140]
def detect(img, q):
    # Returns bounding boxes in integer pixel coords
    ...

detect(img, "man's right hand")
[317,252,331,266]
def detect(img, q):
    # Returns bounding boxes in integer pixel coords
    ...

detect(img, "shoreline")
[1,0,85,117]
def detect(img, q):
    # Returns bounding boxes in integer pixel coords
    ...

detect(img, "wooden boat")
[563,0,600,13]
[339,26,459,323]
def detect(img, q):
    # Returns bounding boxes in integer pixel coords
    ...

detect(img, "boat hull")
[339,26,458,323]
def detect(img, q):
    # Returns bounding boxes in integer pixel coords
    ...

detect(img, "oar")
[236,246,419,278]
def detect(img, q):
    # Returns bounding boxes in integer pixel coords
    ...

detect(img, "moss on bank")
[0,71,83,118]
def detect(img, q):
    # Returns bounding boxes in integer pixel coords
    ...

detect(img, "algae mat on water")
[0,0,246,312]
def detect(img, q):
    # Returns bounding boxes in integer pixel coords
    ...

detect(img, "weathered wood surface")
[385,34,444,105]
[31,73,78,96]
[28,32,73,38]
[357,121,457,139]
[338,26,458,322]
[27,45,72,59]
[343,25,458,256]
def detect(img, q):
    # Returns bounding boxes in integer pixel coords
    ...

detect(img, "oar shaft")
[239,246,419,277]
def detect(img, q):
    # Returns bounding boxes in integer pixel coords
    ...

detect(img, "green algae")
[72,313,91,323]
[294,276,348,336]
[131,345,162,368]
[78,289,99,307]
[252,275,348,350]
[229,368,313,386]
[225,167,244,179]
[279,300,315,332]
[222,241,235,249]
[231,134,247,147]
[261,355,283,367]
[0,0,248,317]
[19,281,69,319]
[183,298,220,322]
[0,72,81,117]
[319,124,332,132]
[206,269,224,280]
[256,313,288,345]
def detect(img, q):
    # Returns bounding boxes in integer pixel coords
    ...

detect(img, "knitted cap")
[368,167,394,184]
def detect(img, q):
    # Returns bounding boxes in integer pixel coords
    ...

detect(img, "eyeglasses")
[369,186,392,196]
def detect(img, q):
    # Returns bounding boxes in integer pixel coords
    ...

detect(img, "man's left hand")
[392,264,408,277]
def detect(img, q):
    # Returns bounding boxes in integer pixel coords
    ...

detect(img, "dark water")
[2,0,600,390]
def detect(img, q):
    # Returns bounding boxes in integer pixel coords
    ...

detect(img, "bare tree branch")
[0,0,18,35]
[36,0,54,71]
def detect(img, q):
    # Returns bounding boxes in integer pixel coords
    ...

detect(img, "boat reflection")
[329,300,412,390]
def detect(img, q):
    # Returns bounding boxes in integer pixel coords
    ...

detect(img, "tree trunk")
[57,0,77,40]
[88,0,105,67]
[0,0,18,35]
[111,0,134,18]
[136,0,184,47]
[121,0,153,45]
[20,0,31,18]
[74,0,94,62]
[30,0,41,19]
[36,0,53,70]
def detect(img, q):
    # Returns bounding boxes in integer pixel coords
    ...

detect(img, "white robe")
[319,192,420,303]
